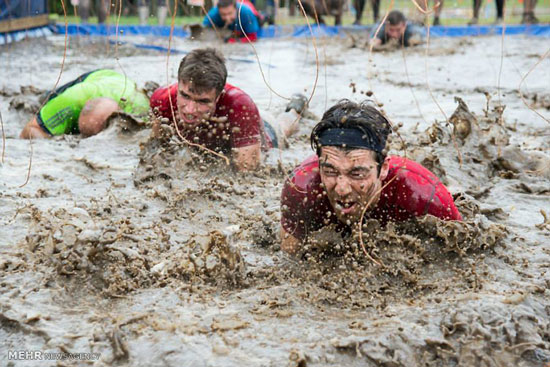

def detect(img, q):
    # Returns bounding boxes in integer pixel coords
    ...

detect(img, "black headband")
[318,127,385,153]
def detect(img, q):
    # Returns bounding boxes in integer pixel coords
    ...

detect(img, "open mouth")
[181,114,200,124]
[335,200,357,214]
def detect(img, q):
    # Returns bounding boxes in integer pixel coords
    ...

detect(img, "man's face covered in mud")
[386,21,406,40]
[319,146,389,225]
[177,81,219,127]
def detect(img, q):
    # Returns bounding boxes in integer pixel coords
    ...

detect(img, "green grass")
[50,14,203,25]
[49,0,550,26]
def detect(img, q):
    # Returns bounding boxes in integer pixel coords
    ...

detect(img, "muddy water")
[1,35,550,366]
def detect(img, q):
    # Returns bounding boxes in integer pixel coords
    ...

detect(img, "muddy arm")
[280,227,301,255]
[368,37,382,49]
[232,143,261,171]
[20,117,50,139]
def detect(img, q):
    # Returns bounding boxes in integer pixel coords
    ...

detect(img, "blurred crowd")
[73,0,542,26]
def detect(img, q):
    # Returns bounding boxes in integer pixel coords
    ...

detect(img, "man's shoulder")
[219,83,257,109]
[150,83,178,117]
[386,155,440,187]
[237,3,256,16]
[404,22,424,38]
[204,6,222,25]
[372,22,386,39]
[223,83,246,97]
[151,83,177,101]
[286,155,321,192]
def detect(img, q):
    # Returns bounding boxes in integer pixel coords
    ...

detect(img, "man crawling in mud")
[150,47,305,171]
[369,10,423,50]
[20,70,150,139]
[202,0,262,43]
[280,100,462,255]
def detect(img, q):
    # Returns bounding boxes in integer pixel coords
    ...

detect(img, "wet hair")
[387,10,406,26]
[218,0,235,9]
[310,99,392,174]
[177,48,227,95]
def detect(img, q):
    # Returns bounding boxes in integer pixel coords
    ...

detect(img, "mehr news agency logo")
[7,350,101,361]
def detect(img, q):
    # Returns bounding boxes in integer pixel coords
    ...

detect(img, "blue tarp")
[53,23,550,39]
[288,24,550,38]
[57,23,190,37]
[0,24,53,45]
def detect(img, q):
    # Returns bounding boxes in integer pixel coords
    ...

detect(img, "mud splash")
[2,35,550,366]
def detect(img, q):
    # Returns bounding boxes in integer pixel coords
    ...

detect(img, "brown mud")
[1,35,550,366]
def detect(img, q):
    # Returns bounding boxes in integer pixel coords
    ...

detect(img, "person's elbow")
[20,118,49,139]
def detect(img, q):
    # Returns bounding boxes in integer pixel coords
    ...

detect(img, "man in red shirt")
[150,48,304,171]
[280,100,462,255]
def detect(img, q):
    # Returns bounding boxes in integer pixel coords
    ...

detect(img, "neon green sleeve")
[38,82,94,135]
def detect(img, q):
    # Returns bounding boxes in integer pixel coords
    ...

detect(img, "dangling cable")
[518,47,550,124]
[20,0,69,187]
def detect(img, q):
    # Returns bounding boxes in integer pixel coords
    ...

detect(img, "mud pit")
[1,35,550,366]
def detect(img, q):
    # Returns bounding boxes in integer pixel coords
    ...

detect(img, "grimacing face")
[176,81,219,127]
[219,5,237,24]
[386,21,406,40]
[319,146,389,225]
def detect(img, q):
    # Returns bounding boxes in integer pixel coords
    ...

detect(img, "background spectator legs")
[79,0,108,23]
[413,0,444,25]
[353,0,379,25]
[470,0,504,24]
[522,0,538,23]
[138,0,168,25]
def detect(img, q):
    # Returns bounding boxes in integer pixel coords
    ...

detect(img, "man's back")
[38,69,149,135]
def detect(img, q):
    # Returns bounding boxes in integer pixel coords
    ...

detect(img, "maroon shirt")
[150,83,272,154]
[281,155,462,241]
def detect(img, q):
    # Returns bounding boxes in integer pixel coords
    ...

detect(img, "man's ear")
[379,157,390,181]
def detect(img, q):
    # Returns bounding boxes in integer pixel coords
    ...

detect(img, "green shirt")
[38,69,150,135]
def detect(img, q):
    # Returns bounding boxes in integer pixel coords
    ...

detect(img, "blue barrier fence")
[0,25,52,45]
[2,22,549,46]
[51,23,550,39]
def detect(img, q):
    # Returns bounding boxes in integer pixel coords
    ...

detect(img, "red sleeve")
[389,158,462,221]
[241,0,261,17]
[427,182,463,221]
[222,86,262,148]
[150,83,178,123]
